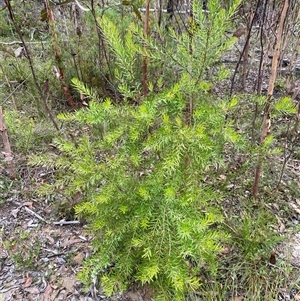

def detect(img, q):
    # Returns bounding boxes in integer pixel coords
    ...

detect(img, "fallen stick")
[23,206,47,223]
[53,220,80,226]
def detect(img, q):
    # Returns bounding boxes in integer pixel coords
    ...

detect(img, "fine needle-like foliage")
[55,87,233,300]
[29,1,243,300]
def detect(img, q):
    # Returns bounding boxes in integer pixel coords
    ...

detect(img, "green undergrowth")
[2,227,41,270]
[1,0,298,300]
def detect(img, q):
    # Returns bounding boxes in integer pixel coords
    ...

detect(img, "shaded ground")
[0,190,105,301]
[0,168,150,301]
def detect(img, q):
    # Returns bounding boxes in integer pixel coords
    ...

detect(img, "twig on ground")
[22,206,47,223]
[53,220,80,226]
[42,248,66,258]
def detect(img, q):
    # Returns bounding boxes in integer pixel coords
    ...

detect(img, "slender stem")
[4,0,60,131]
[142,0,151,98]
[44,0,76,108]
[252,0,289,198]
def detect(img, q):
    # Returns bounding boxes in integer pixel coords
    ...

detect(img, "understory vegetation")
[1,0,300,300]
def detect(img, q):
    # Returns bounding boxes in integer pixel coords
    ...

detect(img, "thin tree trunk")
[142,0,151,98]
[241,13,253,90]
[252,0,289,198]
[44,0,77,108]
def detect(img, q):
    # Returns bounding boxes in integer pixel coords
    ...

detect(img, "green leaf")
[199,81,211,92]
[274,96,296,114]
[263,134,274,148]
[137,262,160,284]
[228,97,238,108]
[224,127,240,143]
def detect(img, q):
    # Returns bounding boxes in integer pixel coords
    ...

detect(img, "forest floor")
[0,167,118,301]
[1,145,300,301]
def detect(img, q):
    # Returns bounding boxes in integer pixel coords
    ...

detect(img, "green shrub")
[29,0,244,299]
[4,110,55,154]
[36,80,235,300]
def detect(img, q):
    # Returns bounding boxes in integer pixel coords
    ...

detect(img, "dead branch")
[53,220,81,226]
[23,206,47,223]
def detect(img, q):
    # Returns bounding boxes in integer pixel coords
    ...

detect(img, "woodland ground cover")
[0,0,300,300]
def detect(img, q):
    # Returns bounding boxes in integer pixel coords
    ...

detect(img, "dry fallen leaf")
[23,201,33,208]
[61,238,82,248]
[42,284,53,301]
[23,276,33,288]
[62,274,77,293]
[276,217,285,233]
[11,208,20,218]
[24,286,40,294]
[294,294,300,301]
[219,174,227,181]
[279,221,285,233]
[73,251,85,265]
